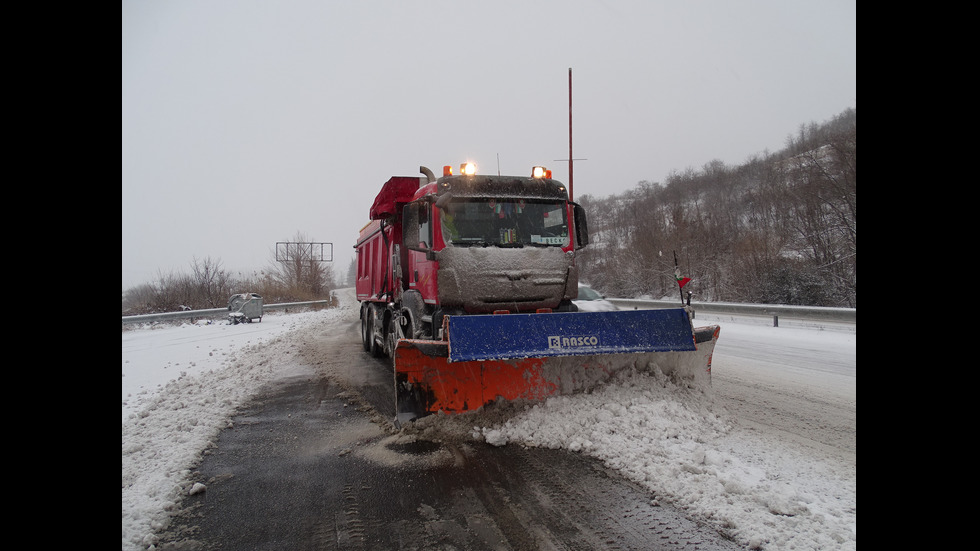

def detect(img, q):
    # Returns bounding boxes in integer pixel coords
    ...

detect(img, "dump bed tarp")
[369,176,421,220]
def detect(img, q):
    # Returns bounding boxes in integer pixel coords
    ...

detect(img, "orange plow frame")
[393,322,720,423]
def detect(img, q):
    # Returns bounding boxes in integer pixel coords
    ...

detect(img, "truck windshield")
[440,198,568,247]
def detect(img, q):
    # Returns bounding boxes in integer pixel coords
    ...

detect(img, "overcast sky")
[122,0,856,291]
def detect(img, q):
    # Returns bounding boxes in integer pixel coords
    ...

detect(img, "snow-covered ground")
[122,290,855,550]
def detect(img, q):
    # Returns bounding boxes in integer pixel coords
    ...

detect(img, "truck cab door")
[402,201,438,300]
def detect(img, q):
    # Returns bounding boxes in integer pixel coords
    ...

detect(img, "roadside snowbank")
[122,307,348,550]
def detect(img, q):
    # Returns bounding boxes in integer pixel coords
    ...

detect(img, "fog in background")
[122,0,856,290]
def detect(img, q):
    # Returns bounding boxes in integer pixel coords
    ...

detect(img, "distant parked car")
[573,284,618,312]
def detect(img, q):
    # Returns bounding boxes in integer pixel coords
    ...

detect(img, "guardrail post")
[773,315,778,327]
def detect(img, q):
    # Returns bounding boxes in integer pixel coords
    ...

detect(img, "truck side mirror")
[402,203,422,249]
[573,202,589,249]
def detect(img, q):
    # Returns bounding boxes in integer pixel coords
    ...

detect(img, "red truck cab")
[356,164,589,352]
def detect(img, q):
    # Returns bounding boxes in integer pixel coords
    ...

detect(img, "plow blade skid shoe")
[394,309,720,422]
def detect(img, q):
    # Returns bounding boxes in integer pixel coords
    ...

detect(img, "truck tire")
[360,308,371,352]
[367,304,384,358]
[386,320,398,368]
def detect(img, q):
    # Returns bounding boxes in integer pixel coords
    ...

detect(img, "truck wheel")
[386,321,398,366]
[387,311,414,369]
[367,305,383,358]
[360,308,371,352]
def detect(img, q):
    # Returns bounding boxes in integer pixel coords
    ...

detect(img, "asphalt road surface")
[158,318,745,550]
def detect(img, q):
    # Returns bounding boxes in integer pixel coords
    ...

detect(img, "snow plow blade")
[394,309,720,423]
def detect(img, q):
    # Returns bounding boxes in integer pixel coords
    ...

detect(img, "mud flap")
[394,309,720,423]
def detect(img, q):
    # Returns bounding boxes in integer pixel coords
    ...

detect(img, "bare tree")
[346,257,357,287]
[122,283,157,315]
[269,232,335,300]
[190,256,230,308]
[152,269,196,312]
[575,108,855,307]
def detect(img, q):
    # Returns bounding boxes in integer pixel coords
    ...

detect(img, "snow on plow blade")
[394,309,720,423]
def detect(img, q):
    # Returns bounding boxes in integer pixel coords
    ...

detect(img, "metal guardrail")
[121,300,331,325]
[609,298,855,325]
[124,297,854,326]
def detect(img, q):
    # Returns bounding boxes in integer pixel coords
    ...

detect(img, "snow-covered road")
[122,291,855,550]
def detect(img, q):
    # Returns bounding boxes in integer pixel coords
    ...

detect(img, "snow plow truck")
[355,163,720,425]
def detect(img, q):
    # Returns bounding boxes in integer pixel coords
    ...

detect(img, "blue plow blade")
[446,308,696,363]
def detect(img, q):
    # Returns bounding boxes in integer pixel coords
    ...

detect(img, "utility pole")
[556,68,586,201]
[569,67,573,200]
